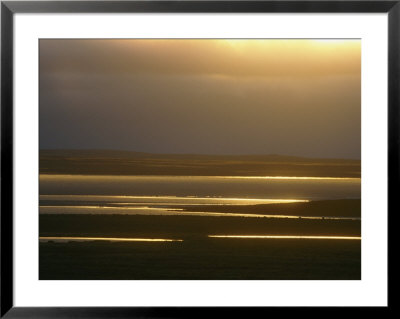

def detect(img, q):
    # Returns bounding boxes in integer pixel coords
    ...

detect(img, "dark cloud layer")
[40,39,361,159]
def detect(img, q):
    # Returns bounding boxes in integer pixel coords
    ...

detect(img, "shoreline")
[40,150,361,178]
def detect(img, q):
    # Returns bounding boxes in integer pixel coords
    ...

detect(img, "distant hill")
[39,149,361,177]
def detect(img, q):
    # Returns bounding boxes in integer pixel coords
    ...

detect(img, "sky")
[39,39,361,159]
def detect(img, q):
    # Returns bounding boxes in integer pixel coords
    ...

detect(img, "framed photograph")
[1,0,395,316]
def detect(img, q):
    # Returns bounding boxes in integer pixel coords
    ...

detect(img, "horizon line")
[39,148,361,161]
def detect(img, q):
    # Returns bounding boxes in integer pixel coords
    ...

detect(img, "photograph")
[38,38,361,280]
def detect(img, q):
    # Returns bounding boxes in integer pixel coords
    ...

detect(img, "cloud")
[39,39,361,159]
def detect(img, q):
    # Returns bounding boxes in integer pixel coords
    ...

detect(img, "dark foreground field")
[40,239,360,280]
[39,214,361,239]
[39,214,361,280]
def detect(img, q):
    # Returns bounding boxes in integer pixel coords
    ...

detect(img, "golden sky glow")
[40,39,361,158]
[43,39,360,77]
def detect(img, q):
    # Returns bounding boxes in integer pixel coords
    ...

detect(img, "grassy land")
[39,149,361,177]
[39,213,361,279]
[39,238,361,280]
[39,199,361,219]
[39,214,361,239]
[39,193,363,281]
[178,199,361,218]
[38,151,361,280]
[39,201,361,280]
[39,215,361,280]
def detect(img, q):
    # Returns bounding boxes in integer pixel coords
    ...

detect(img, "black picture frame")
[1,0,396,317]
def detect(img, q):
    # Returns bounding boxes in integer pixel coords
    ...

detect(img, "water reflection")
[208,235,361,240]
[39,205,360,220]
[216,176,360,180]
[39,174,361,200]
[39,236,183,242]
[40,194,308,205]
